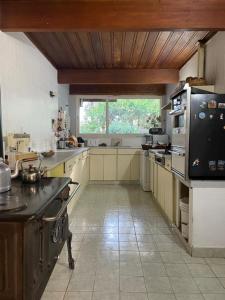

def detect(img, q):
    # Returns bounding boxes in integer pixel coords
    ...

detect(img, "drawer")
[89,148,117,155]
[65,156,77,173]
[118,149,140,155]
[65,159,74,174]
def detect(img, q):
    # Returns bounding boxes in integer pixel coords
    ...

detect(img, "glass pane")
[108,99,161,134]
[80,101,106,134]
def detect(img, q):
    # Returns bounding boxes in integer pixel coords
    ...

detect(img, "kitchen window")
[79,98,161,135]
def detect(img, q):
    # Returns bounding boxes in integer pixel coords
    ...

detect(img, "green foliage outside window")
[80,98,161,134]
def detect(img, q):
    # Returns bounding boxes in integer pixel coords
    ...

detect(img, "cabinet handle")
[42,182,80,222]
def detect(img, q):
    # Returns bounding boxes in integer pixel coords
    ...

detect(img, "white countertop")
[178,176,225,188]
[39,148,89,170]
[89,146,142,149]
[41,146,141,170]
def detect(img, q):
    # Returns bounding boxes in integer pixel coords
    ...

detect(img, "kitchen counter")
[89,146,141,149]
[41,147,142,171]
[178,176,225,188]
[41,148,89,170]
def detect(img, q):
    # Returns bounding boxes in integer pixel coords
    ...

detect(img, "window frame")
[76,95,162,137]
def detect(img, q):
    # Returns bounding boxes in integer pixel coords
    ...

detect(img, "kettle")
[20,158,45,183]
[0,159,20,193]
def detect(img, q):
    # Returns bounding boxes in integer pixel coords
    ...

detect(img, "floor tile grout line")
[44,185,225,298]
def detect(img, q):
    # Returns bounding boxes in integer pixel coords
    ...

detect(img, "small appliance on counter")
[149,127,163,135]
[57,139,66,149]
[145,132,169,147]
[6,133,30,152]
[77,136,85,147]
[7,151,38,171]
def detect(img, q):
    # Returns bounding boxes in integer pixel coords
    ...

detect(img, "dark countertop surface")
[0,177,71,221]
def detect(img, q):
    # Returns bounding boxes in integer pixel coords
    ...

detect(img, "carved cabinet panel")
[0,223,23,300]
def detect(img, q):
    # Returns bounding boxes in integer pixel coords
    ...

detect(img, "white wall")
[179,32,225,93]
[205,32,225,93]
[0,32,59,149]
[179,52,198,81]
[192,188,225,248]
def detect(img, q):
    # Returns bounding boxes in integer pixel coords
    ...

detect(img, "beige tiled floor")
[42,184,225,300]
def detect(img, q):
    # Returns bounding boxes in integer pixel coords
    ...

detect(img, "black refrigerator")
[189,93,225,179]
[0,88,3,159]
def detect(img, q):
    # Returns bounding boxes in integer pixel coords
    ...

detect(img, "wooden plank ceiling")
[1,1,218,94]
[1,1,225,31]
[26,30,213,94]
[27,31,211,70]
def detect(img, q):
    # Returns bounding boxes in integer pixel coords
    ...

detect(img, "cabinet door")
[48,163,65,177]
[157,165,164,209]
[77,155,83,182]
[103,155,117,180]
[0,223,23,300]
[85,155,90,183]
[117,155,131,180]
[90,155,104,180]
[130,155,140,180]
[149,159,154,192]
[164,170,174,223]
[153,162,158,199]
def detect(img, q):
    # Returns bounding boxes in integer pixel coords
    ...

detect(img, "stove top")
[0,187,27,212]
[0,177,71,221]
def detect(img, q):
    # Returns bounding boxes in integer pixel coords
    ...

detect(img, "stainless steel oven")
[170,147,186,178]
[170,88,188,179]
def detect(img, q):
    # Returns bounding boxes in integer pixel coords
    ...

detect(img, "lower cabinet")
[156,165,174,223]
[157,165,165,209]
[164,170,174,222]
[47,151,89,215]
[90,155,104,180]
[90,154,117,181]
[149,156,154,193]
[89,148,140,181]
[117,155,131,180]
[103,155,117,180]
[47,163,64,177]
[153,162,158,199]
[130,155,140,180]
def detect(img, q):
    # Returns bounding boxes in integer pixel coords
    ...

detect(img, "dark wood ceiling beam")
[1,1,225,32]
[70,84,165,95]
[58,69,179,84]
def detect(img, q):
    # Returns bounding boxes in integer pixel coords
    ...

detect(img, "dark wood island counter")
[0,177,78,300]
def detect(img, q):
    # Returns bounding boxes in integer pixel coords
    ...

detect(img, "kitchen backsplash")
[87,136,145,147]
